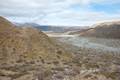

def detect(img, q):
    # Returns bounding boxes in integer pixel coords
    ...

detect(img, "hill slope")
[0,16,16,32]
[80,21,120,38]
[0,16,73,80]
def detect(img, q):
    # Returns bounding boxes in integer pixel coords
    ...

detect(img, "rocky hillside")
[0,16,16,32]
[0,16,73,80]
[80,21,120,38]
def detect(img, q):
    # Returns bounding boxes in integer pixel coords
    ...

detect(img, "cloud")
[37,9,120,26]
[0,0,120,26]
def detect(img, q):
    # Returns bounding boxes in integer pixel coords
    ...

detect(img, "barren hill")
[68,28,92,35]
[0,16,16,32]
[80,21,120,38]
[0,16,73,80]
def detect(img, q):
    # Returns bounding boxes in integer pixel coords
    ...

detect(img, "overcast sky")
[0,0,120,26]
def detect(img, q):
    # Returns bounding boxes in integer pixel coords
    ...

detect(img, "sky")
[0,0,120,26]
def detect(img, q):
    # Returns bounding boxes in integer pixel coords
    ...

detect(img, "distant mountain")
[15,22,88,32]
[80,21,120,39]
[15,22,50,31]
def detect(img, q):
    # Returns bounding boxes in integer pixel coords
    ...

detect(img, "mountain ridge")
[79,21,120,38]
[15,22,89,32]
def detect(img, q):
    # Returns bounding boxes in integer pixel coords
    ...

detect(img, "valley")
[45,21,120,80]
[0,16,120,80]
[0,0,120,80]
[46,32,120,80]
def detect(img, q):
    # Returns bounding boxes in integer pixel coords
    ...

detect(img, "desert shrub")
[56,55,60,59]
[84,74,92,78]
[47,62,51,64]
[100,70,120,79]
[43,70,52,78]
[56,50,62,55]
[52,61,59,65]
[85,63,99,69]
[29,60,35,64]
[72,58,82,67]
[41,59,45,64]
[36,69,52,80]
[51,67,64,71]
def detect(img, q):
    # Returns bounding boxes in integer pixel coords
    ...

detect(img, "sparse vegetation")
[0,16,120,80]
